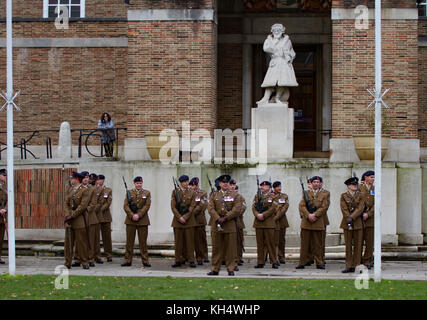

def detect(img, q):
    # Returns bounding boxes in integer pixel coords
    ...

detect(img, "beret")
[97,174,105,180]
[178,175,189,182]
[133,176,143,183]
[80,171,89,177]
[217,175,231,183]
[189,177,199,186]
[71,171,84,180]
[260,181,272,187]
[345,177,359,186]
[0,169,6,176]
[310,176,323,183]
[272,181,281,188]
[361,170,375,181]
[229,179,236,185]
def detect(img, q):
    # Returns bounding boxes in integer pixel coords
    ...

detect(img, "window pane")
[48,6,57,17]
[71,0,80,4]
[60,0,69,4]
[70,5,80,17]
[49,0,58,5]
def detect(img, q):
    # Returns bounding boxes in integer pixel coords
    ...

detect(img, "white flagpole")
[6,0,16,276]
[374,0,382,282]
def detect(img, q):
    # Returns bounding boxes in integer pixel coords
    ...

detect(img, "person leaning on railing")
[97,112,116,157]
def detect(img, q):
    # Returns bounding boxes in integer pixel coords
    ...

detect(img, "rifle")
[299,177,318,214]
[255,175,268,213]
[172,177,189,215]
[206,174,215,196]
[123,177,139,214]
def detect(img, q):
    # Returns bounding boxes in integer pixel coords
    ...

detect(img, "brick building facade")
[0,0,425,244]
[0,0,424,155]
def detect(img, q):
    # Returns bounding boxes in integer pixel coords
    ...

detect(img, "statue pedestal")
[251,102,294,161]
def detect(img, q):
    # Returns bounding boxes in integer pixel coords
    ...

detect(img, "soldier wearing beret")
[0,169,7,264]
[272,181,289,265]
[171,175,198,268]
[69,171,91,267]
[229,180,246,266]
[64,172,91,269]
[296,176,329,270]
[340,176,365,273]
[96,174,113,262]
[189,177,209,265]
[207,174,242,276]
[252,180,279,269]
[122,176,152,267]
[360,170,375,269]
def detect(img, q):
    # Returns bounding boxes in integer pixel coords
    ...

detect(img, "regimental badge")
[370,190,375,195]
[225,196,234,202]
[267,198,272,203]
[195,196,201,202]
[104,193,108,198]
[142,194,147,199]
[279,198,286,204]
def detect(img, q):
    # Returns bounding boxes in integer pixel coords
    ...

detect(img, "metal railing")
[75,127,126,158]
[0,129,56,160]
[0,127,127,160]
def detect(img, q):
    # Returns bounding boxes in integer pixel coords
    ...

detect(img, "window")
[43,0,85,18]
[418,0,427,17]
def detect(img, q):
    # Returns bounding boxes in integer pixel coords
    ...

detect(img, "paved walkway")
[1,256,426,281]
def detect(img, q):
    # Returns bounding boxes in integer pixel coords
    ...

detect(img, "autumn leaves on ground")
[0,275,426,300]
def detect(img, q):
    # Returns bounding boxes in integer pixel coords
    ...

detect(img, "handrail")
[0,127,127,160]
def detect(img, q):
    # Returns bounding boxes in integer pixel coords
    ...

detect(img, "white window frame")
[43,0,85,18]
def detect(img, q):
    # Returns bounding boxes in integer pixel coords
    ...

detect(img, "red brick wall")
[331,19,418,139]
[217,43,242,130]
[0,21,128,38]
[419,20,427,147]
[14,168,76,229]
[127,20,217,137]
[0,21,128,145]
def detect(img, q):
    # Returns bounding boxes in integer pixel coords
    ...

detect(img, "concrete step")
[3,241,427,262]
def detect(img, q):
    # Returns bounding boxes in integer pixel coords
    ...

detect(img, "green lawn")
[0,274,426,300]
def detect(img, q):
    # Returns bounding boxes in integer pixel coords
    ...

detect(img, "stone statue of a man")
[257,23,298,105]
